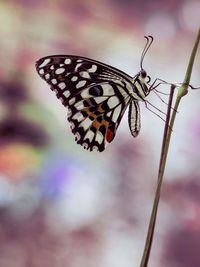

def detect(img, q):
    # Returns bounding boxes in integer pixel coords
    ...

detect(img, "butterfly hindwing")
[67,82,130,151]
[35,55,133,151]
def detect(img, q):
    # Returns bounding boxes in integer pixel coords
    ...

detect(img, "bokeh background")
[0,1,200,267]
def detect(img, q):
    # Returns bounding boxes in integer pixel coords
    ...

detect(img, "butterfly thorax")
[130,70,151,101]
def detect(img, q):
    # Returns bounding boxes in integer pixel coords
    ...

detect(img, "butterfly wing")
[35,55,132,151]
[68,82,131,151]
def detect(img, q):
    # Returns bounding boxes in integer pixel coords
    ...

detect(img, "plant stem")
[139,27,200,267]
[139,85,175,267]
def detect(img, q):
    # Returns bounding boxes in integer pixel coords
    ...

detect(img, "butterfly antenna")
[140,35,154,70]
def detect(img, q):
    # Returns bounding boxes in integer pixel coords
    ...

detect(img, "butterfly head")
[138,69,151,83]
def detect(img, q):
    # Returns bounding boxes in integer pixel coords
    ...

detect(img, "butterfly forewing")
[36,55,133,151]
[36,55,133,104]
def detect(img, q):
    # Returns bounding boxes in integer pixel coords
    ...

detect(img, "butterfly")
[35,36,155,152]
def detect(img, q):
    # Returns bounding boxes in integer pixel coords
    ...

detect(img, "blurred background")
[0,0,200,267]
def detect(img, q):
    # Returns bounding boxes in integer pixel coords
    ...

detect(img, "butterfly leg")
[183,84,200,90]
[149,78,172,92]
[150,78,200,91]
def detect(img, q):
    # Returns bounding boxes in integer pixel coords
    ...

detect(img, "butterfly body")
[36,54,152,152]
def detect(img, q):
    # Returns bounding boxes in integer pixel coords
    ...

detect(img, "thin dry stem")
[139,27,200,267]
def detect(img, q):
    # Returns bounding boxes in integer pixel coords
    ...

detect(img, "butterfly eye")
[140,69,147,78]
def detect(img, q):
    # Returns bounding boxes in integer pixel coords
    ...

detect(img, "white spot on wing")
[45,74,50,79]
[76,80,87,89]
[60,97,65,104]
[39,69,44,75]
[80,71,90,79]
[80,117,92,130]
[107,96,120,109]
[50,65,54,70]
[52,88,58,93]
[93,96,107,104]
[88,64,97,73]
[71,76,78,81]
[102,84,115,95]
[112,105,122,123]
[65,59,71,64]
[55,68,65,74]
[81,89,90,98]
[75,63,82,71]
[67,108,72,116]
[75,132,81,141]
[58,82,66,90]
[74,101,84,110]
[69,97,76,105]
[83,143,89,149]
[84,131,94,142]
[39,58,50,68]
[70,122,75,130]
[51,79,57,84]
[72,112,84,122]
[63,90,70,97]
[95,131,104,144]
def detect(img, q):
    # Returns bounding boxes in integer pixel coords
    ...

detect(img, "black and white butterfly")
[36,36,157,152]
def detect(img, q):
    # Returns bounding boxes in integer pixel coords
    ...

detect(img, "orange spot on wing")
[58,75,65,81]
[92,119,109,130]
[97,105,105,113]
[92,120,100,129]
[102,120,109,128]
